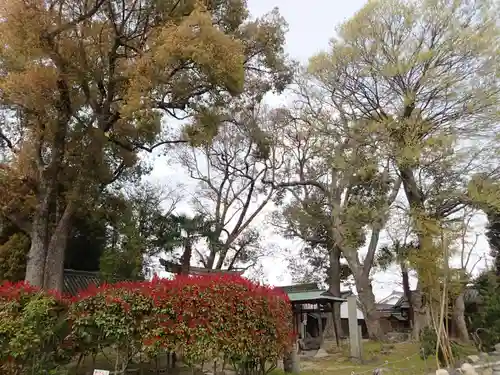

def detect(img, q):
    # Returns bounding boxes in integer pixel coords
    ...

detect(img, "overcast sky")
[147,0,490,301]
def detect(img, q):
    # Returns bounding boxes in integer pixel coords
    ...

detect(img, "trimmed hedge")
[0,275,293,375]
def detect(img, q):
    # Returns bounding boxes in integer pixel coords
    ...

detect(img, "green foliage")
[0,232,29,282]
[469,270,500,352]
[419,327,461,367]
[1,276,292,375]
[0,282,70,375]
[68,284,155,369]
[64,212,107,272]
[99,184,178,280]
[485,211,500,274]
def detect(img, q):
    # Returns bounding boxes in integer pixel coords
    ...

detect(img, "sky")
[146,0,491,301]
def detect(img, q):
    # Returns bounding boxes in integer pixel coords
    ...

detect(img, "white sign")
[93,370,110,375]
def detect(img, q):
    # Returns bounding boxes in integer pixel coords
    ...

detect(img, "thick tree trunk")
[26,223,48,288]
[342,251,383,340]
[411,286,432,339]
[452,292,469,343]
[206,241,218,269]
[43,203,74,291]
[25,185,53,288]
[357,279,383,340]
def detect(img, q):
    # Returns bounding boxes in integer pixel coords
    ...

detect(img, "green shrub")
[1,275,293,375]
[419,327,461,366]
[0,281,70,375]
[469,271,500,352]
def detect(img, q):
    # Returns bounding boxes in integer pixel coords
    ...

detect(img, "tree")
[470,269,500,351]
[100,182,181,280]
[176,103,284,272]
[447,209,485,343]
[269,76,401,339]
[308,0,500,340]
[64,213,108,271]
[157,213,217,275]
[485,210,500,274]
[275,191,352,340]
[0,0,291,291]
[288,241,352,341]
[377,240,417,328]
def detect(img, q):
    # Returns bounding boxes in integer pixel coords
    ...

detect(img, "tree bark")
[25,183,53,288]
[180,238,193,275]
[325,247,343,340]
[411,285,432,339]
[25,77,70,289]
[452,292,469,343]
[43,202,74,291]
[342,249,383,340]
[356,276,383,340]
[401,263,414,327]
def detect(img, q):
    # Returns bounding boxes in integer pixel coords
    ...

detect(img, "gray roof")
[277,283,320,294]
[63,269,132,296]
[287,290,346,303]
[63,269,101,296]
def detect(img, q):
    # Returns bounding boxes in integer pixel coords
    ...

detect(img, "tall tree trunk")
[356,275,383,340]
[411,285,431,339]
[452,292,469,343]
[325,247,343,340]
[401,263,414,327]
[43,202,74,291]
[25,78,70,288]
[398,166,434,339]
[215,243,229,270]
[25,182,54,288]
[206,240,219,269]
[342,243,383,339]
[180,238,193,275]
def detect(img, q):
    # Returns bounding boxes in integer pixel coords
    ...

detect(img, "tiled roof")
[63,269,101,296]
[287,290,346,303]
[276,283,320,293]
[62,269,132,296]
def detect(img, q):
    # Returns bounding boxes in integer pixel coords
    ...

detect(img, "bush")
[0,281,70,375]
[469,270,500,352]
[419,326,461,366]
[21,274,293,375]
[144,275,293,374]
[67,281,156,371]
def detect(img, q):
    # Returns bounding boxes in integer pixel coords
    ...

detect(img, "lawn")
[279,341,436,375]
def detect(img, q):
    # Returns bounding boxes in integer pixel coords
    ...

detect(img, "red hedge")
[0,274,293,373]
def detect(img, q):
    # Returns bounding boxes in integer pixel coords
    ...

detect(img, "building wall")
[379,317,411,334]
[340,318,368,338]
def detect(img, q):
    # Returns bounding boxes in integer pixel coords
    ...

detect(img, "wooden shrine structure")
[277,284,346,349]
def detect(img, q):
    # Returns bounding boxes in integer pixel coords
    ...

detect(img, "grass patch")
[297,341,434,375]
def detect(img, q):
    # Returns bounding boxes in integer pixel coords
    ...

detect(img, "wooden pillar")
[317,302,324,348]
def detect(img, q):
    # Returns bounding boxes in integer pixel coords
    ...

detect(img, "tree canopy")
[0,0,291,290]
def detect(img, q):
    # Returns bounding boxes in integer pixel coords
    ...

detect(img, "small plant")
[419,327,462,367]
